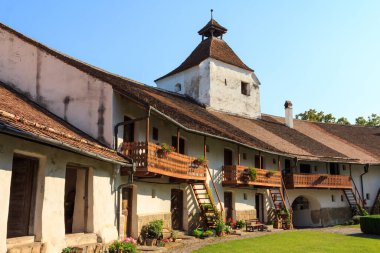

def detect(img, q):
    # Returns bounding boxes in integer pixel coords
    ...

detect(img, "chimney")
[284,100,293,128]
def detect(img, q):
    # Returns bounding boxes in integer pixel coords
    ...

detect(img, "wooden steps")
[190,182,218,228]
[343,178,366,215]
[269,175,293,228]
[371,188,380,214]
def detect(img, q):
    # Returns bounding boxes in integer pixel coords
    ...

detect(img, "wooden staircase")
[190,164,223,229]
[269,175,293,228]
[343,177,365,215]
[191,182,218,228]
[371,188,380,214]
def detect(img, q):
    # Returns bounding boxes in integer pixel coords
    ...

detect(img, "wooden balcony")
[284,173,352,189]
[121,142,206,181]
[222,165,281,188]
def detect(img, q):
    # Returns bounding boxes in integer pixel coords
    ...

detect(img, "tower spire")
[198,11,227,41]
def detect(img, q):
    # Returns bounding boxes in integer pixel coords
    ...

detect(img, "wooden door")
[123,116,135,142]
[171,189,183,230]
[224,149,233,166]
[122,187,133,237]
[7,156,38,238]
[224,192,233,221]
[255,194,264,222]
[171,137,185,154]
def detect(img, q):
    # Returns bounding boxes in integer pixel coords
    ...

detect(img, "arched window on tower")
[174,83,182,92]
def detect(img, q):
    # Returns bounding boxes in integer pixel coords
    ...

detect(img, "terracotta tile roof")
[155,37,253,81]
[0,83,127,164]
[2,22,379,164]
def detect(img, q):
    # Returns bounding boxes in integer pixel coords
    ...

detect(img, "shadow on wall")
[291,195,321,227]
[186,185,202,233]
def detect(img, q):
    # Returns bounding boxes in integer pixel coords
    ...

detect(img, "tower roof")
[155,37,253,82]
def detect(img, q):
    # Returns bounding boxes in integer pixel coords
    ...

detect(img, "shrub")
[203,230,214,237]
[352,215,361,225]
[108,241,137,253]
[235,219,246,229]
[62,248,77,253]
[193,228,203,238]
[360,215,380,235]
[215,219,226,236]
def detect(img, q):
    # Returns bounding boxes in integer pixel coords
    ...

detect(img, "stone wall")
[137,213,171,237]
[320,207,352,227]
[235,209,257,221]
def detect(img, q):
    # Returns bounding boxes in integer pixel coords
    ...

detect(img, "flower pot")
[157,149,168,158]
[145,238,157,246]
[273,220,282,229]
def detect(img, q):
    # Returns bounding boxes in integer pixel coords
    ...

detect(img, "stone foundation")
[320,207,352,227]
[235,209,257,221]
[137,213,171,237]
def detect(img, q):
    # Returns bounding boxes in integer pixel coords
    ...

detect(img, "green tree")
[355,116,367,126]
[322,113,336,123]
[296,109,325,122]
[336,117,350,125]
[366,114,380,126]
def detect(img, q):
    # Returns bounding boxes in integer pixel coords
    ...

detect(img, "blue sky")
[1,1,379,122]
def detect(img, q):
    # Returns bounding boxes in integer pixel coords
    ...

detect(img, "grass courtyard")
[193,231,380,253]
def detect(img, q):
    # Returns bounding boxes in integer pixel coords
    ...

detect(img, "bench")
[245,219,267,232]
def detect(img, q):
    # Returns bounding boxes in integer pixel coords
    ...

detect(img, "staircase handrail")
[350,176,365,208]
[281,174,293,215]
[205,164,224,214]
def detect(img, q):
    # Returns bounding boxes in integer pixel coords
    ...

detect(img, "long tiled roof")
[0,83,127,164]
[155,36,253,81]
[2,22,379,165]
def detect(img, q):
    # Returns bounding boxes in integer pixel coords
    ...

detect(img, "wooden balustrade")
[222,165,281,187]
[284,173,352,189]
[121,142,206,180]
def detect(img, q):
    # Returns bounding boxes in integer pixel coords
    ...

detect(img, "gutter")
[361,164,370,204]
[0,123,129,166]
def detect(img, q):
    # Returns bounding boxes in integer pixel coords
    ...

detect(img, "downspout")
[114,107,151,238]
[360,164,370,205]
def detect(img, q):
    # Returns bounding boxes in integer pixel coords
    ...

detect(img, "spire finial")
[210,9,213,19]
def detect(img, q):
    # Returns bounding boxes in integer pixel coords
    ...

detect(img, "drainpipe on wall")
[360,164,370,205]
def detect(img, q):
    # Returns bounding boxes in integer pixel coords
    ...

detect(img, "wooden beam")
[176,128,180,152]
[203,136,207,159]
[237,145,241,165]
[259,151,262,169]
[277,155,281,171]
[146,116,150,143]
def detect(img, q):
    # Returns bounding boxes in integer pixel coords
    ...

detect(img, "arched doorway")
[291,195,321,227]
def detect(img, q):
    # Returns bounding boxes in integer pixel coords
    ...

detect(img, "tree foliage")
[295,109,380,126]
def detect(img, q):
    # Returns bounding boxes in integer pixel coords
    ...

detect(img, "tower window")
[241,82,250,96]
[174,83,182,92]
[152,127,159,141]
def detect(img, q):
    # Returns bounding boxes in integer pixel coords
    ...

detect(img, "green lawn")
[193,231,380,253]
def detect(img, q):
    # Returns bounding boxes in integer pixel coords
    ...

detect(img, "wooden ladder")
[190,182,218,228]
[371,188,380,214]
[343,177,365,215]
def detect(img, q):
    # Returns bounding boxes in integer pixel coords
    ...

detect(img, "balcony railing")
[121,142,206,180]
[284,173,352,189]
[222,165,281,187]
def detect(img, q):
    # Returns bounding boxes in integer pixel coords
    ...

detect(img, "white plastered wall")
[0,134,119,253]
[0,26,114,146]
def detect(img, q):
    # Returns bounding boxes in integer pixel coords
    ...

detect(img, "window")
[341,195,344,202]
[152,127,158,141]
[300,164,311,174]
[243,193,247,200]
[331,195,335,202]
[206,145,210,153]
[151,189,156,198]
[366,193,370,200]
[174,83,181,92]
[225,79,227,86]
[254,155,265,169]
[123,116,134,142]
[241,82,250,96]
[224,149,233,166]
[242,153,247,160]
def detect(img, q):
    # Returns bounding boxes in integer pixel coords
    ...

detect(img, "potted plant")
[265,171,274,178]
[142,219,164,246]
[241,167,257,182]
[157,143,175,158]
[193,156,206,167]
[193,228,203,238]
[203,230,214,238]
[235,219,245,229]
[215,218,226,237]
[62,248,78,253]
[170,230,178,242]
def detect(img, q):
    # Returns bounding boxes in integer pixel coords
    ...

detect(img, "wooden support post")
[277,155,281,171]
[237,146,241,165]
[146,117,150,143]
[259,151,262,169]
[177,128,180,152]
[203,136,207,159]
